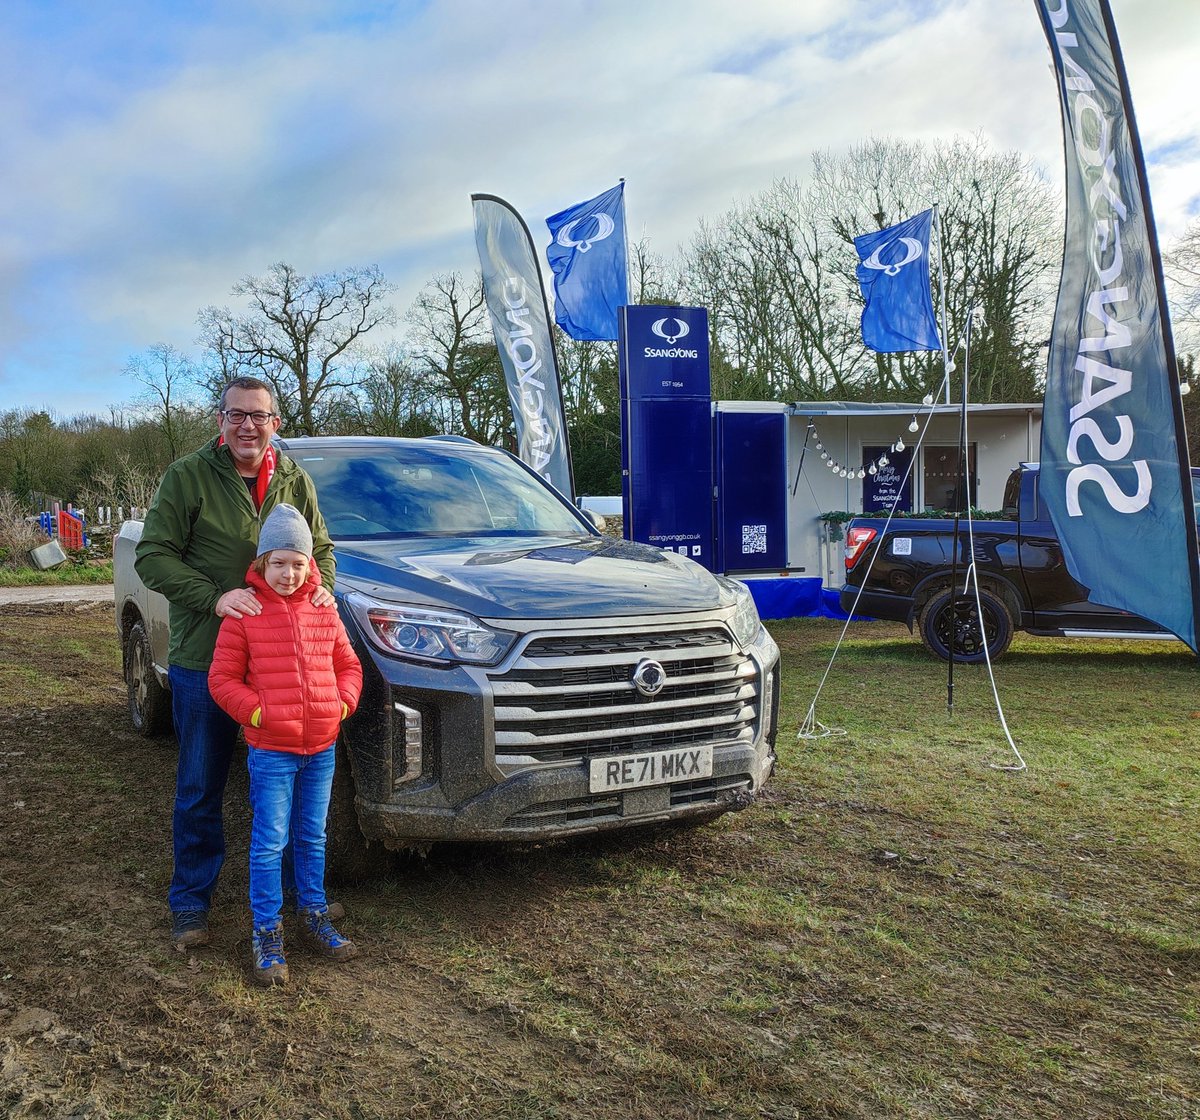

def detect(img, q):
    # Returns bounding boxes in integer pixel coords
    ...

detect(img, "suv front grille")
[489,625,759,763]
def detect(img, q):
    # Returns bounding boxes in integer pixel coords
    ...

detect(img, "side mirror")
[581,509,607,533]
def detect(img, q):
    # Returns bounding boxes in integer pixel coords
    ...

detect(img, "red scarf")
[218,437,276,510]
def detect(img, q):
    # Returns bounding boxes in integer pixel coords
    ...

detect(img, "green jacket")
[134,438,335,671]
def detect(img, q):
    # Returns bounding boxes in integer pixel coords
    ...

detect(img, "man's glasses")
[220,409,277,426]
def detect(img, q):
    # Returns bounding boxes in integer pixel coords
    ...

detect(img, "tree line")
[4,135,1199,512]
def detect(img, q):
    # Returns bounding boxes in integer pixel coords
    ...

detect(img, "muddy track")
[0,604,752,1119]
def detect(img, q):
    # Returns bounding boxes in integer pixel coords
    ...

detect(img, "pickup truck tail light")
[844,527,877,572]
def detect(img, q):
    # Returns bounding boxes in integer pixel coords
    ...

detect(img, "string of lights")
[808,414,919,479]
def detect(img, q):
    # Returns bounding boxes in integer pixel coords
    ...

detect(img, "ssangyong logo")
[860,237,923,277]
[555,213,615,253]
[651,317,690,345]
[631,658,667,698]
[644,316,698,359]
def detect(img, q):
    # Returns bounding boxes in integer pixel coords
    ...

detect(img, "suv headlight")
[345,592,516,666]
[716,576,763,648]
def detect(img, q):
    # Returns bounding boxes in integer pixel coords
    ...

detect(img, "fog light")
[762,669,775,740]
[392,701,423,786]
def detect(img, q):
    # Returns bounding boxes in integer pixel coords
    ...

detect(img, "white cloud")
[0,0,1196,413]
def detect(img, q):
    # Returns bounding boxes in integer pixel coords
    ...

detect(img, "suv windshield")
[292,444,590,539]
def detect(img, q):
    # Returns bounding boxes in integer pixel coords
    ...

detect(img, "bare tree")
[123,343,210,462]
[405,272,510,445]
[80,451,162,517]
[683,186,862,401]
[679,136,1059,405]
[810,135,1059,402]
[1165,218,1200,357]
[1161,225,1200,456]
[628,236,681,306]
[343,347,442,437]
[551,332,623,493]
[197,262,396,435]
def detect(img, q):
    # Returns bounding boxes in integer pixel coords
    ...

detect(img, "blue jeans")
[168,665,240,913]
[168,665,309,914]
[246,744,335,928]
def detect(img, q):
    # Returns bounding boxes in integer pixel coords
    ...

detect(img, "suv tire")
[124,618,172,737]
[919,587,1014,663]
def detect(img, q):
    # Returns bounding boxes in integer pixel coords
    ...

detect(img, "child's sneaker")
[299,908,358,962]
[251,922,289,986]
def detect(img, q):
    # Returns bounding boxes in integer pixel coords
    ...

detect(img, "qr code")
[741,524,767,554]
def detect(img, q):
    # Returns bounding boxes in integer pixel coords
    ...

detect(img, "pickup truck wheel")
[326,739,392,884]
[124,619,172,737]
[918,588,1014,663]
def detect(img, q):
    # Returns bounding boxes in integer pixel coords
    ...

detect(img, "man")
[136,376,337,950]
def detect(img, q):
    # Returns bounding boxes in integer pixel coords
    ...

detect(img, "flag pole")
[620,177,632,305]
[947,303,977,714]
[933,203,951,404]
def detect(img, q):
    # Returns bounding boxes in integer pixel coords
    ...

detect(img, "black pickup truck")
[839,463,1200,662]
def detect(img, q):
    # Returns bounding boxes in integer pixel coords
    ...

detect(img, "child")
[208,503,363,986]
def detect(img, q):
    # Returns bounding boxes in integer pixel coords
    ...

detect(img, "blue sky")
[3,0,1198,417]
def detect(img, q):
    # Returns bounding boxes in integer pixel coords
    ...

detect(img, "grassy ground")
[0,560,113,585]
[1,607,1197,1119]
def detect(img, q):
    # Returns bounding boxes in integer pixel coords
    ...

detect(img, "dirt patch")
[0,606,670,1120]
[2,606,1198,1120]
[0,583,113,606]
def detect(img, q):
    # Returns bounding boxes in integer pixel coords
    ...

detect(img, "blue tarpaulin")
[739,577,851,621]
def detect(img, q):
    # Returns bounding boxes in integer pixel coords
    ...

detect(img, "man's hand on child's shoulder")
[312,586,335,609]
[216,588,262,619]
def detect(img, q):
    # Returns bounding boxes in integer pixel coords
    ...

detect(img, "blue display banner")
[619,305,714,571]
[717,412,787,572]
[472,193,574,499]
[1035,0,1200,652]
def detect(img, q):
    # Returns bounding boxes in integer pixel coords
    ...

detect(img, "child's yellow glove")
[250,707,262,728]
[341,702,349,721]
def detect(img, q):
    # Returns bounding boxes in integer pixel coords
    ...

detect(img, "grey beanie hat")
[257,503,313,558]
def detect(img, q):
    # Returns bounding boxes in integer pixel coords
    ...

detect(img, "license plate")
[588,745,713,793]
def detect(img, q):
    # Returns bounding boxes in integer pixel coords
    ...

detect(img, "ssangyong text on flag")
[471,193,574,499]
[853,209,942,353]
[1035,0,1199,653]
[545,182,629,341]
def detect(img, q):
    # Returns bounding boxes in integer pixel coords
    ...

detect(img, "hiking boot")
[251,923,289,987]
[284,891,345,921]
[299,908,358,962]
[170,910,210,951]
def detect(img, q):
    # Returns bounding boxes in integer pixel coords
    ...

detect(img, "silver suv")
[115,436,780,879]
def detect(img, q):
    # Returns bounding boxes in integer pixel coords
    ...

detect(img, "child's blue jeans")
[246,744,336,928]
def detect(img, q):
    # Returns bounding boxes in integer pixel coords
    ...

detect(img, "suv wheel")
[124,618,172,737]
[919,588,1014,663]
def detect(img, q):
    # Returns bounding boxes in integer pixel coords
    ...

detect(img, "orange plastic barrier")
[58,511,85,550]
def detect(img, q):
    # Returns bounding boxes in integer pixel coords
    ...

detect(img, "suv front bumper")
[341,613,781,843]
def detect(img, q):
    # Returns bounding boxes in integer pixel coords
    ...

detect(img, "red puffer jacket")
[208,564,363,754]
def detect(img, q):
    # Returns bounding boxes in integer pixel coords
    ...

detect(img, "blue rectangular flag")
[545,182,629,341]
[1035,0,1199,653]
[853,209,942,352]
[472,193,575,500]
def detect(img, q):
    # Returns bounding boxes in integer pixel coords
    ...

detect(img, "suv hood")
[334,534,733,620]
